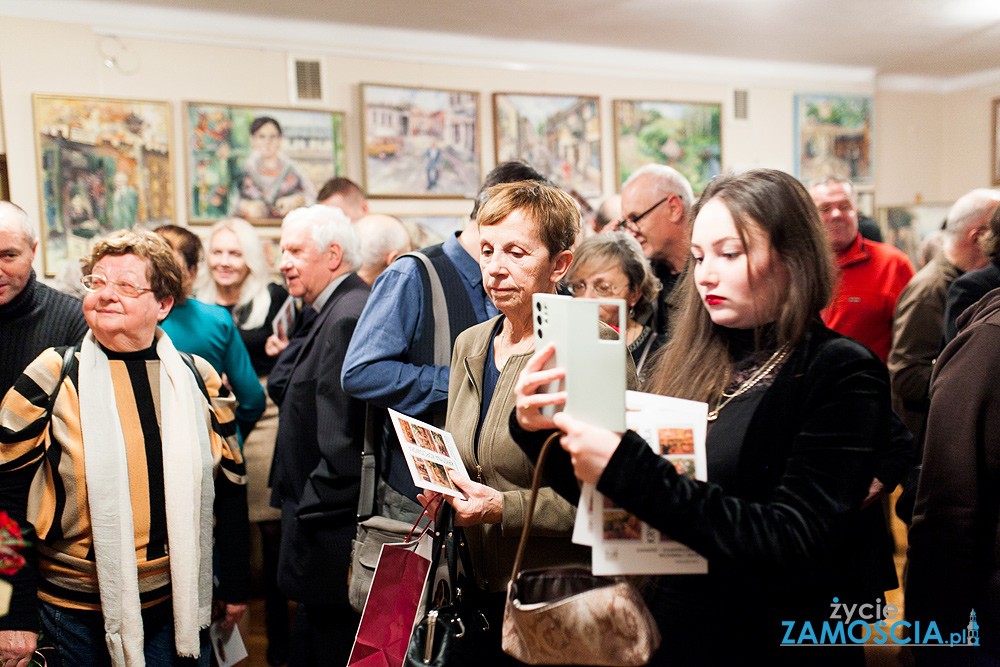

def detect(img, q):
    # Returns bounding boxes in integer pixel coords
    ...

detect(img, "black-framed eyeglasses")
[81,274,154,298]
[616,194,674,232]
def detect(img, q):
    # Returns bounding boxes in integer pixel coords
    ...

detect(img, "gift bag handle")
[509,433,561,581]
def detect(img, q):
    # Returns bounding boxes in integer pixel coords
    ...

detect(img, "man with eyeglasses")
[0,201,88,398]
[617,164,695,335]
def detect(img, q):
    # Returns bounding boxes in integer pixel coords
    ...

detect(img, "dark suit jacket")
[267,272,370,604]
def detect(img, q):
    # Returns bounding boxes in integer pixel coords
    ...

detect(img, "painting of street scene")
[185,102,345,224]
[362,84,480,198]
[795,94,873,184]
[614,99,721,194]
[33,94,173,276]
[493,93,601,197]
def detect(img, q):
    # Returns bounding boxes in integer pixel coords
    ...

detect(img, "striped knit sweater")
[0,344,250,631]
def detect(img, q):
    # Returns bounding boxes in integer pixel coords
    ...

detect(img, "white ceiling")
[91,0,1000,79]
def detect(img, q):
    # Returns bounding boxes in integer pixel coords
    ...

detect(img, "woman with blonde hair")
[196,217,290,665]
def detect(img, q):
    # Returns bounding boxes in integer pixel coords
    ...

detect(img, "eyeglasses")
[566,279,629,298]
[616,194,674,233]
[81,274,154,298]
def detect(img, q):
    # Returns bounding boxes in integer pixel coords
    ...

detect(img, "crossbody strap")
[509,432,561,579]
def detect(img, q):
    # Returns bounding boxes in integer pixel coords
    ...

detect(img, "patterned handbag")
[501,435,661,666]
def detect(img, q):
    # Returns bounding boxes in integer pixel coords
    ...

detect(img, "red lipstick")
[705,295,724,305]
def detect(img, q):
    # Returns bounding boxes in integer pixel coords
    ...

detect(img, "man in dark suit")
[267,205,370,667]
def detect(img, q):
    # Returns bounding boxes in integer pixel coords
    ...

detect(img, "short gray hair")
[807,176,856,202]
[283,205,361,269]
[355,215,412,266]
[622,164,695,218]
[0,201,37,244]
[945,188,1000,235]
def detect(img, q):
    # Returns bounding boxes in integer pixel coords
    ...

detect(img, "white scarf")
[79,329,214,667]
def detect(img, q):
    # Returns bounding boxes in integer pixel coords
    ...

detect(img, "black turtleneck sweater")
[0,271,89,398]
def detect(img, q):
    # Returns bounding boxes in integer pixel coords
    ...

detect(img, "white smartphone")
[532,293,627,431]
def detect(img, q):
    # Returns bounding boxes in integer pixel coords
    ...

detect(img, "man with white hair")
[265,205,370,667]
[0,201,88,397]
[352,214,413,286]
[941,191,1000,344]
[889,188,998,443]
[618,164,695,333]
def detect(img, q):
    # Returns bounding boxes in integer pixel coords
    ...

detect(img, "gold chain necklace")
[707,343,792,422]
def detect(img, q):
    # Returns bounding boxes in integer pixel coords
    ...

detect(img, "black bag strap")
[356,404,383,520]
[44,346,78,441]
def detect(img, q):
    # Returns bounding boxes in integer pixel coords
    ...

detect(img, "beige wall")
[1,11,996,270]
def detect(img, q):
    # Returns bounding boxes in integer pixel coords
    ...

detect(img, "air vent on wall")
[288,55,326,105]
[733,89,749,121]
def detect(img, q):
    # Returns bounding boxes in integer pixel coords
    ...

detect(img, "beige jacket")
[446,315,637,592]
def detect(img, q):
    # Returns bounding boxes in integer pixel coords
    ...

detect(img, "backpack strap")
[177,351,211,403]
[399,251,451,367]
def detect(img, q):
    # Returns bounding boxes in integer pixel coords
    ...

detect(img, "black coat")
[267,273,370,604]
[513,322,896,664]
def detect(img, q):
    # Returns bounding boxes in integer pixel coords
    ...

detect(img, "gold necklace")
[706,343,792,422]
[497,327,533,369]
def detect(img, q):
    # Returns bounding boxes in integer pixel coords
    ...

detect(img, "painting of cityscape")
[493,93,601,198]
[185,102,345,224]
[795,93,873,184]
[361,84,480,198]
[33,94,173,277]
[614,100,722,195]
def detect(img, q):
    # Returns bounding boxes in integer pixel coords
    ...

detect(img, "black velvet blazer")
[512,321,897,608]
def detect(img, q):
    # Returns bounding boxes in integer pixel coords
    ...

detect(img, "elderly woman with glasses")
[0,230,249,667]
[565,231,665,378]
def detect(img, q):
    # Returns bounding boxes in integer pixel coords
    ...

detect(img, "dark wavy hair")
[645,169,834,402]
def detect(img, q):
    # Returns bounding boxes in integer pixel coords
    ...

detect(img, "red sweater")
[822,234,914,362]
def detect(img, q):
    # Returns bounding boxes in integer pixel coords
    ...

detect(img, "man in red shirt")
[809,177,914,362]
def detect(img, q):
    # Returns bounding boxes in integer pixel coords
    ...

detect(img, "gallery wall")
[0,5,998,274]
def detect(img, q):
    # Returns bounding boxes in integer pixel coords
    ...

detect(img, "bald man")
[353,214,414,285]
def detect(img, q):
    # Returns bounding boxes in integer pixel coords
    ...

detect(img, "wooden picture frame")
[396,214,468,249]
[795,93,873,185]
[33,93,174,277]
[992,98,1000,186]
[493,93,601,197]
[361,83,480,198]
[185,102,346,225]
[613,99,722,194]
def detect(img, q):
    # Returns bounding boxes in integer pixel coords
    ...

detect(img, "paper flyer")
[210,621,249,667]
[585,390,710,575]
[388,409,471,499]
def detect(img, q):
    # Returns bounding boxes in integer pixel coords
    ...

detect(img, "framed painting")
[613,99,721,194]
[795,93,873,184]
[397,214,468,249]
[361,84,480,198]
[33,94,173,277]
[493,93,601,197]
[185,102,346,225]
[878,203,951,268]
[992,98,1000,186]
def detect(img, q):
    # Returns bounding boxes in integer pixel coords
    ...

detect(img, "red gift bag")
[348,500,441,667]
